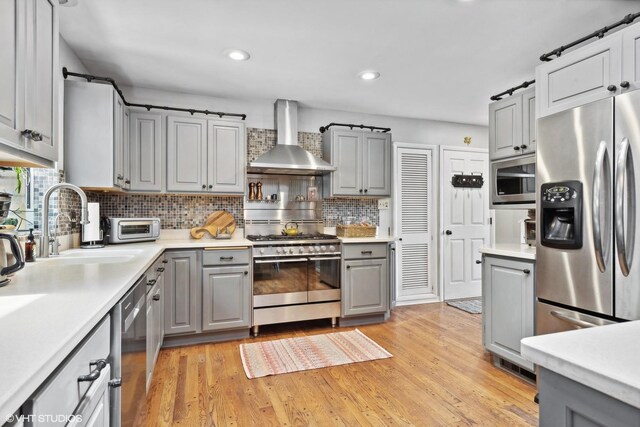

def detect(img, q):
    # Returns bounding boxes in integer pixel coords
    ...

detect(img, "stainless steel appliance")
[0,193,24,286]
[524,209,536,246]
[491,154,536,208]
[106,218,160,244]
[110,276,147,426]
[536,90,640,335]
[245,174,341,335]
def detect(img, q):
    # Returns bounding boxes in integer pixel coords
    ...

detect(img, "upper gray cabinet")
[129,111,162,192]
[322,129,391,197]
[0,0,58,167]
[623,22,640,93]
[489,87,535,160]
[65,81,130,190]
[167,116,245,194]
[536,30,627,118]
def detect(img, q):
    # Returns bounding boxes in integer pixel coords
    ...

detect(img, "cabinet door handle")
[607,84,617,93]
[202,184,206,189]
[116,175,124,181]
[520,144,527,150]
[108,378,122,388]
[513,146,520,151]
[156,267,165,272]
[359,189,363,193]
[147,279,157,286]
[475,260,482,264]
[162,259,168,264]
[346,265,351,269]
[124,179,131,184]
[523,269,531,274]
[78,359,108,383]
[364,189,368,193]
[21,129,34,139]
[620,81,630,89]
[220,256,234,261]
[30,131,43,141]
[153,294,160,301]
[244,271,249,275]
[208,185,213,189]
[361,250,373,255]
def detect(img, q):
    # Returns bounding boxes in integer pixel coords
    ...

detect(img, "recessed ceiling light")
[358,71,380,81]
[225,49,251,61]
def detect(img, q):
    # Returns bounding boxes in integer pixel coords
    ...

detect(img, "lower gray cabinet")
[202,265,251,331]
[342,243,389,317]
[482,255,535,371]
[538,367,640,427]
[164,250,198,335]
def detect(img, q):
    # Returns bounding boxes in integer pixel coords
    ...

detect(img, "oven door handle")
[308,256,342,261]
[550,310,598,329]
[254,258,309,264]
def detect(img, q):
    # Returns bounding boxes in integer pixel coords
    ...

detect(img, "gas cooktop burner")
[246,233,337,242]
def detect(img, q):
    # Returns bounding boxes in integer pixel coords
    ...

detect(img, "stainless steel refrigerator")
[536,90,640,335]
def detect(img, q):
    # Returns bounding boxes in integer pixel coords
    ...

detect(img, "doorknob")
[475,260,482,264]
[445,230,452,235]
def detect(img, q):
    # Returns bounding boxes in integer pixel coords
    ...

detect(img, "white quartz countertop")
[0,235,252,418]
[479,243,536,260]
[521,321,640,409]
[338,235,396,243]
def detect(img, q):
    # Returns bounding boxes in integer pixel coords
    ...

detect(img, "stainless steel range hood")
[247,99,336,175]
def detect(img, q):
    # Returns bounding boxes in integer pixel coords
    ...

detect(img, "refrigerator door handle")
[592,141,610,273]
[550,310,598,329]
[615,137,635,277]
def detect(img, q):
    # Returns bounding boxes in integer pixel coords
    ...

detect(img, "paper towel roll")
[82,203,101,242]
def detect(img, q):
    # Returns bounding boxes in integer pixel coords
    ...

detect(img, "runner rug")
[446,298,483,314]
[239,329,392,379]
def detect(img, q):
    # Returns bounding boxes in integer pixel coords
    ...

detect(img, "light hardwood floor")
[146,303,539,426]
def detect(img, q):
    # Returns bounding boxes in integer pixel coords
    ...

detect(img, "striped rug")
[240,329,392,379]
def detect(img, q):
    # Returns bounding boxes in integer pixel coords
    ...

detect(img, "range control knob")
[289,248,294,254]
[329,245,336,252]
[299,247,305,254]
[260,249,265,254]
[320,246,327,252]
[308,246,314,252]
[276,248,283,254]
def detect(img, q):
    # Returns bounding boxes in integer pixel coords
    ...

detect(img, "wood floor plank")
[146,303,538,426]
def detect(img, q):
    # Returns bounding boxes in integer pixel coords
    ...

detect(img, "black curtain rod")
[62,67,247,120]
[540,12,640,62]
[490,80,535,101]
[319,123,391,133]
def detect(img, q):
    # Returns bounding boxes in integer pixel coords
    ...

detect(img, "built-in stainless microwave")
[491,154,535,208]
[107,218,160,243]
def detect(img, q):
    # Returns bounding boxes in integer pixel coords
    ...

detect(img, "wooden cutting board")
[190,210,237,239]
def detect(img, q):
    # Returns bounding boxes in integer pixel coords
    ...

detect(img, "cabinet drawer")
[203,248,250,266]
[343,243,387,259]
[24,315,111,421]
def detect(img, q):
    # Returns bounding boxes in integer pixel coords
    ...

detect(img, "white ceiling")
[58,0,639,126]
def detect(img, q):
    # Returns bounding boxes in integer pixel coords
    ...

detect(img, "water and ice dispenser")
[540,181,583,249]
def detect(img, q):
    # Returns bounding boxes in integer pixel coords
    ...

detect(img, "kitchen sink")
[41,248,144,265]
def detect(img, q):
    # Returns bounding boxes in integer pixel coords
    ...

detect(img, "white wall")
[119,87,488,148]
[494,209,530,244]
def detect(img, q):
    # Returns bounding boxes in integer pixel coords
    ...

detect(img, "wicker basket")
[336,224,376,237]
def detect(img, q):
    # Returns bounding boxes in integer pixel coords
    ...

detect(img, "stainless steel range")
[245,174,341,336]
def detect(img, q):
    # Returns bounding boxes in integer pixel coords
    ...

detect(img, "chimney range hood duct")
[247,99,336,175]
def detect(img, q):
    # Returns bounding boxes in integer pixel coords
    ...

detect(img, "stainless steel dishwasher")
[110,275,147,427]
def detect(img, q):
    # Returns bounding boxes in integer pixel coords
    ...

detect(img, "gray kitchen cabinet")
[342,243,389,317]
[167,116,246,194]
[0,0,58,167]
[65,81,131,190]
[129,112,162,192]
[322,129,391,197]
[488,87,535,160]
[538,368,640,427]
[202,266,251,331]
[623,22,640,93]
[482,255,535,371]
[68,364,110,427]
[536,32,622,118]
[164,250,199,335]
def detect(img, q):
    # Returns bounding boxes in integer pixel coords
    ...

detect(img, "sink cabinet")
[342,243,389,318]
[0,0,58,167]
[322,129,391,197]
[482,254,535,371]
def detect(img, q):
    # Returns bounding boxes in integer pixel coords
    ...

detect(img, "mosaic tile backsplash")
[31,127,379,234]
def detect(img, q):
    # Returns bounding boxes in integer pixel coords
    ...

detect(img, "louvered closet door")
[396,147,435,302]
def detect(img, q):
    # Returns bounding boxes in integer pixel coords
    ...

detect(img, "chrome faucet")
[42,183,89,258]
[49,212,71,256]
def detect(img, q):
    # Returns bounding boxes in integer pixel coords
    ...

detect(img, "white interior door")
[394,145,436,304]
[442,148,490,300]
